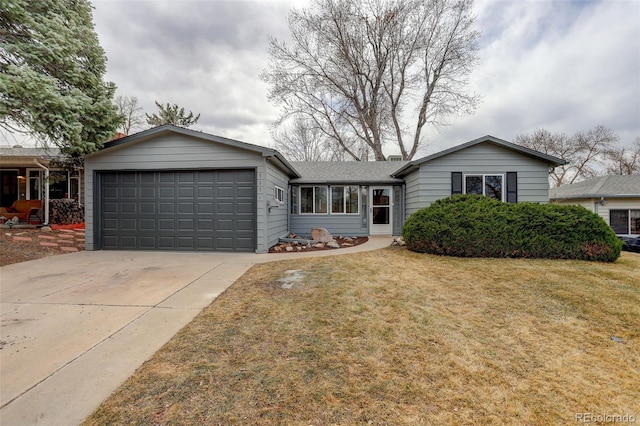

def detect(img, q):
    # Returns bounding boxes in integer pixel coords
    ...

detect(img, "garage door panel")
[103,187,118,198]
[237,186,254,198]
[178,203,194,214]
[197,202,213,213]
[121,174,137,184]
[178,186,194,198]
[159,203,174,214]
[141,203,155,213]
[217,202,233,214]
[100,170,255,252]
[179,172,194,183]
[178,219,194,230]
[198,187,214,198]
[158,237,175,249]
[121,203,137,213]
[103,202,118,213]
[217,186,233,198]
[140,219,156,230]
[237,218,254,231]
[159,187,174,198]
[197,219,213,230]
[140,187,155,198]
[159,219,175,230]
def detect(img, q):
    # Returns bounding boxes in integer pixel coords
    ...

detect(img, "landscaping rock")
[285,246,294,252]
[326,240,340,249]
[314,243,325,249]
[393,236,406,246]
[311,228,333,243]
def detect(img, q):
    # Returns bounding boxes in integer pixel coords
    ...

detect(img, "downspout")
[33,159,50,225]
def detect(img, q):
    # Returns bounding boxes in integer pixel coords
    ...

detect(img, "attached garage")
[84,125,299,253]
[98,169,256,251]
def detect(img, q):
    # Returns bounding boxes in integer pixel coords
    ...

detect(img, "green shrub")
[402,194,622,262]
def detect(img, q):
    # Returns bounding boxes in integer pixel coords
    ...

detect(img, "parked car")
[619,236,640,253]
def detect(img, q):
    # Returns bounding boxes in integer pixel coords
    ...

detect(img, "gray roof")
[0,146,60,157]
[0,146,61,166]
[393,135,567,177]
[549,175,640,199]
[290,161,410,184]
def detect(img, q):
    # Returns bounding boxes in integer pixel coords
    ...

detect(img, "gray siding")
[264,161,291,249]
[392,185,404,235]
[404,169,422,218]
[85,133,269,252]
[290,214,368,238]
[410,142,551,213]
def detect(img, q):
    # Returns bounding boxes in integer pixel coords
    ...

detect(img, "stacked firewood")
[49,199,84,224]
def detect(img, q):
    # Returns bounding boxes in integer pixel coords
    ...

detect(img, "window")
[274,186,285,203]
[610,209,640,235]
[298,186,359,214]
[464,174,503,200]
[27,169,79,200]
[300,186,327,214]
[331,186,359,214]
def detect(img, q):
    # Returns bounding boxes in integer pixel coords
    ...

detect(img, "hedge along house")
[84,127,566,253]
[392,135,567,217]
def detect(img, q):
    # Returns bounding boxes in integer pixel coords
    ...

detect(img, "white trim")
[463,173,505,202]
[274,185,285,203]
[296,185,362,215]
[330,185,360,215]
[369,186,393,235]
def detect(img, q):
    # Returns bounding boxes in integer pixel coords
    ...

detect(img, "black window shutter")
[451,172,463,195]
[506,172,517,203]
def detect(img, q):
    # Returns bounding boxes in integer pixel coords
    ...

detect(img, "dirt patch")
[0,227,85,266]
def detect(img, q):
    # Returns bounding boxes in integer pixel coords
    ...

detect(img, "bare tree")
[605,137,640,175]
[273,116,372,161]
[273,116,336,161]
[515,125,619,186]
[115,95,144,135]
[262,0,480,161]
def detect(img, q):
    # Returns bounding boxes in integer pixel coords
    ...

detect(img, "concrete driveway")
[0,238,392,425]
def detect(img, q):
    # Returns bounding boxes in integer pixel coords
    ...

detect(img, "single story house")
[0,146,84,224]
[83,125,566,253]
[550,175,640,236]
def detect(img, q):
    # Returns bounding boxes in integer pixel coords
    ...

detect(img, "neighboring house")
[550,175,640,236]
[83,125,566,253]
[0,146,84,224]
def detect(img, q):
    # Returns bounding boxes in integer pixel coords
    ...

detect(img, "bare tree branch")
[515,126,620,187]
[261,0,480,161]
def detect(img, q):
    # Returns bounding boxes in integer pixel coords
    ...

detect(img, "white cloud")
[4,0,637,156]
[427,0,640,155]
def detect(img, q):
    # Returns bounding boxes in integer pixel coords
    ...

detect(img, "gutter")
[32,159,50,225]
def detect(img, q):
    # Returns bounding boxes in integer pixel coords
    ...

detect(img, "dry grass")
[84,249,640,425]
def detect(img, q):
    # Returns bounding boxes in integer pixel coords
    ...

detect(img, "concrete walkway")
[0,237,393,425]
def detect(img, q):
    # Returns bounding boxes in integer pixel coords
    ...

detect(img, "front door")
[370,186,392,235]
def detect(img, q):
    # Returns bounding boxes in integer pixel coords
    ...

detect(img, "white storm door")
[370,186,392,235]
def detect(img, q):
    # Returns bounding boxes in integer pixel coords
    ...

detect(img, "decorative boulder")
[326,240,340,249]
[311,228,334,243]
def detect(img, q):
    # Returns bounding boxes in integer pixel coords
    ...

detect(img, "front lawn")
[85,248,640,425]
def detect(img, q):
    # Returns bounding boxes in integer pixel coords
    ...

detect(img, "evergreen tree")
[0,0,121,156]
[145,101,200,128]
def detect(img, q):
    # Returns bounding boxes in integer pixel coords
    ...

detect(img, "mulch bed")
[269,236,368,253]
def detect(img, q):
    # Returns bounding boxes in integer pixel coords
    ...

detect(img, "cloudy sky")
[54,0,640,156]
